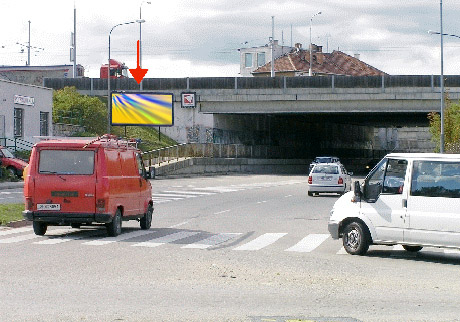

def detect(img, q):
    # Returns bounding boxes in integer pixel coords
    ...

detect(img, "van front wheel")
[342,221,370,255]
[140,204,153,230]
[33,222,47,236]
[106,209,122,237]
[403,245,423,252]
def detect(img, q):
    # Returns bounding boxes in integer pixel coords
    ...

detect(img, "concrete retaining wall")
[153,158,311,176]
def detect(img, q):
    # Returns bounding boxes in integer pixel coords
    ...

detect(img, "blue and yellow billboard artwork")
[111,92,174,126]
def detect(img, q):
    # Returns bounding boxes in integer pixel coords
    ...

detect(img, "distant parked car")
[308,163,352,196]
[0,146,28,178]
[309,156,341,173]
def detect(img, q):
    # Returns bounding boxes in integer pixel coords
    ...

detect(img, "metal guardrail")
[141,143,390,167]
[0,137,34,152]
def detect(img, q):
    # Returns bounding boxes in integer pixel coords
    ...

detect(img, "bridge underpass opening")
[212,112,432,160]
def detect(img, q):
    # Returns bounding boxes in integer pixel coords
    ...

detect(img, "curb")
[6,220,31,228]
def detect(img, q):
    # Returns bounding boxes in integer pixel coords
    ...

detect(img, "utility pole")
[27,20,31,66]
[440,0,445,153]
[73,6,77,78]
[271,16,275,77]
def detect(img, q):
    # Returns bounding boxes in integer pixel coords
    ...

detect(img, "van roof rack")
[83,134,139,149]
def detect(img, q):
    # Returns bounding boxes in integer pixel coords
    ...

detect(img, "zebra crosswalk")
[2,225,460,259]
[151,179,306,204]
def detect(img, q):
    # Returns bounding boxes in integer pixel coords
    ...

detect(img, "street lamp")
[309,11,321,77]
[107,19,145,134]
[428,28,460,153]
[427,0,445,152]
[140,1,151,90]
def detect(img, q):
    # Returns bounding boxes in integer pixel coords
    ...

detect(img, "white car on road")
[308,163,352,196]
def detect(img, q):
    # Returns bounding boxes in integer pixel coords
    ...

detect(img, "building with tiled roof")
[252,44,386,77]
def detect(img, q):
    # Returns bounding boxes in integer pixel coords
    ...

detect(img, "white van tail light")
[308,176,312,184]
[338,177,344,185]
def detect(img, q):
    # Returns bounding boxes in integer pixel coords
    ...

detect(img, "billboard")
[111,92,174,126]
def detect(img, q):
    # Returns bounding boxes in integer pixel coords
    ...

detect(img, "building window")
[40,112,49,136]
[245,53,253,68]
[257,52,266,67]
[14,108,24,138]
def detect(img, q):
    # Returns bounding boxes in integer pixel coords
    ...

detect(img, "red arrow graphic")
[129,40,148,84]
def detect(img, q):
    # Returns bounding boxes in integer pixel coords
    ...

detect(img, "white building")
[0,79,53,149]
[238,40,294,77]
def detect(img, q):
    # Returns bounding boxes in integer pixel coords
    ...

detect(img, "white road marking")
[285,234,329,253]
[337,247,348,255]
[182,233,242,249]
[214,210,231,215]
[0,228,73,244]
[82,230,155,246]
[0,227,33,236]
[444,249,460,254]
[233,233,287,251]
[153,193,196,198]
[34,230,101,245]
[132,231,200,248]
[168,221,191,228]
[162,190,216,196]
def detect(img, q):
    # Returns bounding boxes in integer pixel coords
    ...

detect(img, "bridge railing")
[141,142,391,167]
[44,75,460,92]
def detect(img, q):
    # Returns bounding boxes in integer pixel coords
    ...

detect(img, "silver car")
[308,163,352,196]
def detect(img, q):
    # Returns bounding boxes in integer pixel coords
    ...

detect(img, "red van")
[23,135,153,237]
[0,145,28,178]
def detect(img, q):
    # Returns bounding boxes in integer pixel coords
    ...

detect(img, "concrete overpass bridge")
[45,75,459,159]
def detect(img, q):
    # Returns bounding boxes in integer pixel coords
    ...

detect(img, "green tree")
[428,97,460,153]
[53,87,107,135]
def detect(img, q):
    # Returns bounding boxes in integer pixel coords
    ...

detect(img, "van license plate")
[37,204,61,211]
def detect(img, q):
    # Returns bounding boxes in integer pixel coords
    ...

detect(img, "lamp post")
[428,29,460,154]
[107,19,145,134]
[427,1,447,152]
[309,11,321,77]
[140,1,151,90]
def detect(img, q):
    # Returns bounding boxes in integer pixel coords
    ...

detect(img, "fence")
[0,137,34,152]
[142,142,390,167]
[44,75,460,92]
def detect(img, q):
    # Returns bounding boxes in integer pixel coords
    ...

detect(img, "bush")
[0,166,19,182]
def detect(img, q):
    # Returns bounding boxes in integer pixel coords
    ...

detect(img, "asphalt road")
[1,174,460,322]
[0,186,23,204]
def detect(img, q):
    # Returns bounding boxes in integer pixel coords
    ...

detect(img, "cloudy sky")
[1,0,460,78]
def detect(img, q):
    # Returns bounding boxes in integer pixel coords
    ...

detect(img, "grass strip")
[0,203,24,226]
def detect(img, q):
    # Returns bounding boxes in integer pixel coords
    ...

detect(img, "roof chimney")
[310,44,322,53]
[354,53,361,60]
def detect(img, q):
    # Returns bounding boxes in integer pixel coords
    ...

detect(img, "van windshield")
[39,150,95,175]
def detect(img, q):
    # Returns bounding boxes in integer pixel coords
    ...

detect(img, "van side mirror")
[353,181,361,201]
[364,181,382,203]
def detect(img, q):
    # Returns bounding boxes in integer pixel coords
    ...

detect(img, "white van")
[328,153,460,255]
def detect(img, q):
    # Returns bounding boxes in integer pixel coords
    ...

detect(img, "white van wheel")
[140,204,153,230]
[402,245,423,252]
[342,221,370,255]
[107,209,122,237]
